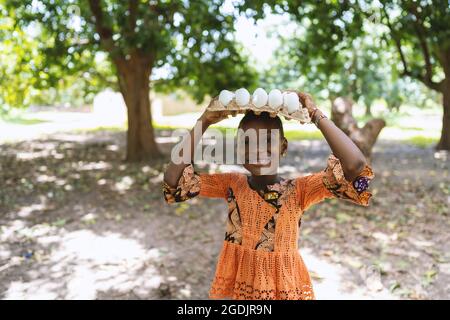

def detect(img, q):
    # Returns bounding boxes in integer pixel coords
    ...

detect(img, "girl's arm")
[297,92,367,182]
[163,99,232,188]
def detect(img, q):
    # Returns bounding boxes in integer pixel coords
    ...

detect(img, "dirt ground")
[0,129,449,299]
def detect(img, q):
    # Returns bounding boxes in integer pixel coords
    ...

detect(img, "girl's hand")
[199,109,230,126]
[294,92,321,118]
[198,97,234,126]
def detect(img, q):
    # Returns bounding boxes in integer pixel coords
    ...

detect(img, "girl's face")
[238,119,287,176]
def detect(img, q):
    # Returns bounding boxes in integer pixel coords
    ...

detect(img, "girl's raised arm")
[297,92,368,181]
[163,98,232,188]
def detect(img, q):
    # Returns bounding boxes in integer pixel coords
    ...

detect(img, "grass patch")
[73,125,126,133]
[404,136,438,148]
[83,123,325,141]
[71,122,437,148]
[155,124,238,136]
[0,116,49,125]
[285,130,323,140]
[154,124,187,130]
[155,124,323,140]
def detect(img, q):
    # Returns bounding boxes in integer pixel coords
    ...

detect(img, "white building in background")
[151,95,163,122]
[93,89,126,123]
[92,89,163,124]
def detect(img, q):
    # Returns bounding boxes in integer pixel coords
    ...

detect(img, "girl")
[162,92,374,300]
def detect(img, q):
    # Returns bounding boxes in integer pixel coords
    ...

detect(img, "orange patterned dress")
[163,154,374,300]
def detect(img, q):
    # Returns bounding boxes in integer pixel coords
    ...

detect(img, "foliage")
[3,0,257,106]
[254,0,448,110]
[0,2,115,111]
[0,8,39,112]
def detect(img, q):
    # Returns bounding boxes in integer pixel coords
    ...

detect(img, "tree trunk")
[436,84,450,151]
[331,97,386,162]
[365,103,372,116]
[116,57,161,161]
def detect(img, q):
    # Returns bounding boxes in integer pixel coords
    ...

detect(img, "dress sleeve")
[296,153,375,211]
[162,163,233,204]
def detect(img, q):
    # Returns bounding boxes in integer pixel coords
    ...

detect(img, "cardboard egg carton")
[208,91,311,124]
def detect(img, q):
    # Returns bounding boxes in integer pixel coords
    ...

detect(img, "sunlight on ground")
[1,213,399,300]
[301,248,397,300]
[1,106,441,145]
[0,94,447,300]
[3,229,163,299]
[0,86,442,146]
[0,111,126,143]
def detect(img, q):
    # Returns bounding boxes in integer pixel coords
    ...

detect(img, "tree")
[250,2,389,157]
[261,28,403,115]
[377,0,450,150]
[0,8,40,113]
[0,2,117,113]
[331,97,386,161]
[252,0,449,150]
[5,0,256,161]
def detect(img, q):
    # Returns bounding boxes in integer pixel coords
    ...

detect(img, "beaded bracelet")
[310,107,319,123]
[314,114,327,127]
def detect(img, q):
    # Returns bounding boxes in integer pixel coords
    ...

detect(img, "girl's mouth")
[254,158,271,165]
[245,155,272,166]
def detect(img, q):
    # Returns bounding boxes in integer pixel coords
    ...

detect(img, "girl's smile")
[238,113,287,176]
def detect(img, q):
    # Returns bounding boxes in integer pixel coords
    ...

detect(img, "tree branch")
[381,5,409,74]
[436,48,450,77]
[129,0,138,31]
[381,4,442,92]
[407,4,435,84]
[89,68,118,90]
[87,0,119,55]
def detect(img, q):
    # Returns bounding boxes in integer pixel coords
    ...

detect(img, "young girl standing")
[162,92,374,300]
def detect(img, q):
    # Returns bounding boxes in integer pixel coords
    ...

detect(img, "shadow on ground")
[0,129,449,299]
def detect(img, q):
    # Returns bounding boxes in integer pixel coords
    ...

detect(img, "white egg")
[252,88,268,108]
[268,89,283,109]
[219,90,234,106]
[282,92,289,106]
[284,92,300,113]
[235,88,250,106]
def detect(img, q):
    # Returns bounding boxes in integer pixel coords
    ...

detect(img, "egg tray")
[208,95,311,124]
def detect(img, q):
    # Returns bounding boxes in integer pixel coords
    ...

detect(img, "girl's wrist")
[309,108,328,127]
[310,107,320,122]
[314,113,328,127]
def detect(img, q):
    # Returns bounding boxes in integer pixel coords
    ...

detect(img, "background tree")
[0,9,40,114]
[250,0,449,150]
[6,0,257,161]
[256,6,390,158]
[377,0,450,150]
[261,30,403,115]
[0,3,116,113]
